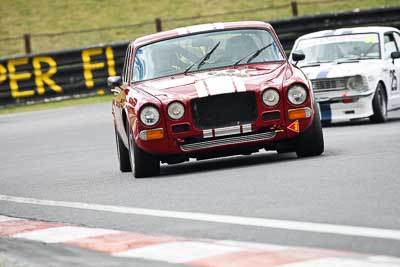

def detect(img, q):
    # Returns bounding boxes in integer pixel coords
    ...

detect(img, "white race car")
[290,27,400,123]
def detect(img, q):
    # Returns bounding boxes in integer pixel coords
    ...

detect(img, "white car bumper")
[316,92,374,123]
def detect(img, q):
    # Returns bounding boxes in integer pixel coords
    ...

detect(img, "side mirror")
[391,51,400,59]
[107,76,122,87]
[292,52,306,62]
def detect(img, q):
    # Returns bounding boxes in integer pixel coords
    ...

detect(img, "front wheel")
[115,126,131,172]
[369,83,387,123]
[127,124,160,178]
[295,103,324,158]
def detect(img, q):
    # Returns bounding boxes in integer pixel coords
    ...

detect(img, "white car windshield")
[132,29,284,82]
[295,33,381,66]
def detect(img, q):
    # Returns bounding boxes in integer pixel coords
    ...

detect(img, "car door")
[383,32,400,108]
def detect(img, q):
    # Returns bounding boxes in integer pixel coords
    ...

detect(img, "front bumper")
[316,91,374,122]
[180,131,277,152]
[134,110,314,156]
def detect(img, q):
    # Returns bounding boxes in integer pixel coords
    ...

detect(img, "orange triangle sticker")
[287,120,299,133]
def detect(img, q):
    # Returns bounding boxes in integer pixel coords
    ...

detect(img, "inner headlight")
[288,85,307,105]
[262,89,280,107]
[346,76,364,90]
[167,102,185,120]
[140,106,160,126]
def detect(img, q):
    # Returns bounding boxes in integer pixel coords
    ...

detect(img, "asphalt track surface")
[1,103,400,265]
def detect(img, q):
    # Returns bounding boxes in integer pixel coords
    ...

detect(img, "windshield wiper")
[336,56,377,64]
[307,60,332,64]
[233,42,274,66]
[184,41,221,75]
[299,60,332,68]
[336,57,361,63]
[301,64,321,68]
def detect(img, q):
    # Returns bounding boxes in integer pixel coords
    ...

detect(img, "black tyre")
[127,124,160,178]
[277,148,294,154]
[295,103,324,157]
[369,83,387,123]
[115,126,131,172]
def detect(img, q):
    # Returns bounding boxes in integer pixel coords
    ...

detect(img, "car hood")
[135,62,287,101]
[300,60,381,80]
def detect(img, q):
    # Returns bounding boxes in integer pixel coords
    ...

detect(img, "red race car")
[109,21,324,178]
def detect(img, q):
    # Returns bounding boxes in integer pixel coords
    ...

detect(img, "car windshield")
[132,29,285,82]
[295,33,381,66]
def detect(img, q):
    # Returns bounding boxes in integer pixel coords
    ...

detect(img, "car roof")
[297,26,399,40]
[132,21,273,47]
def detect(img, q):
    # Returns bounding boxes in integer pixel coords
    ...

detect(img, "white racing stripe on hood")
[205,76,236,95]
[232,76,246,92]
[195,81,209,98]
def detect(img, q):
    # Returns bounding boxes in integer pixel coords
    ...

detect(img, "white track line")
[13,226,119,243]
[0,215,22,222]
[214,240,286,251]
[1,194,400,241]
[115,241,243,263]
[277,257,400,267]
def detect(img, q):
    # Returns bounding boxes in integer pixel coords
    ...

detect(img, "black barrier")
[0,42,128,106]
[0,6,400,106]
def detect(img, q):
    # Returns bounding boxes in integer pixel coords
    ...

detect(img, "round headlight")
[140,106,160,126]
[167,102,185,120]
[288,85,307,105]
[346,76,363,90]
[262,89,280,107]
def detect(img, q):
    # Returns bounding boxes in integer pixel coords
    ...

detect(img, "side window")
[122,46,129,82]
[122,45,132,83]
[384,33,399,59]
[394,32,400,51]
[127,47,132,82]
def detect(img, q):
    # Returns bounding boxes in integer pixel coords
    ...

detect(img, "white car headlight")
[167,102,185,120]
[288,85,307,105]
[140,106,160,126]
[346,75,364,90]
[262,89,280,107]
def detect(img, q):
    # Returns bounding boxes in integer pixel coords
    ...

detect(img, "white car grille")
[312,78,346,92]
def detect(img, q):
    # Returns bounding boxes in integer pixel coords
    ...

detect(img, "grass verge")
[0,95,113,115]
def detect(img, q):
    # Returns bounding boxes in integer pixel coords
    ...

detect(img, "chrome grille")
[312,78,346,92]
[180,131,276,152]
